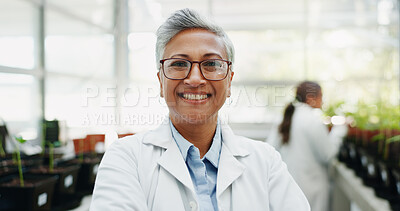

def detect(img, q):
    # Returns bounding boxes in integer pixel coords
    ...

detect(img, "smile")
[178,93,211,100]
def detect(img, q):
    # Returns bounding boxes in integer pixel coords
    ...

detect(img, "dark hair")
[278,81,321,144]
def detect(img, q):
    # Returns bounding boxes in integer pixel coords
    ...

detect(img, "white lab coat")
[268,103,344,211]
[91,117,310,211]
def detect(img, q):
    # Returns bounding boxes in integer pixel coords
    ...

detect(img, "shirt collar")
[169,120,222,168]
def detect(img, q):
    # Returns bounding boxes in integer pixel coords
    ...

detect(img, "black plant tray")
[0,174,58,211]
[28,163,81,208]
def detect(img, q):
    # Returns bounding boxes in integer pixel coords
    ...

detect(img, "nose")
[183,63,206,87]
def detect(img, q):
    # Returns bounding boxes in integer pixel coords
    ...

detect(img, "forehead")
[163,28,227,59]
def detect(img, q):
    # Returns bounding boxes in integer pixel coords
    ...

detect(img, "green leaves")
[386,135,400,143]
[14,136,25,187]
[371,133,385,142]
[323,101,345,117]
[325,100,400,131]
[15,136,26,144]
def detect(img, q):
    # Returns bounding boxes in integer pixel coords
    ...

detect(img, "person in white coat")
[268,81,345,211]
[91,8,310,211]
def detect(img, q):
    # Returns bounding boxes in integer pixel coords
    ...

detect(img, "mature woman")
[269,81,345,211]
[91,9,310,211]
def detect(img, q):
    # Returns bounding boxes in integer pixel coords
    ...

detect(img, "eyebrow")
[170,53,223,60]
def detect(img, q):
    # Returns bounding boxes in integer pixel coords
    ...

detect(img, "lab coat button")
[189,201,197,210]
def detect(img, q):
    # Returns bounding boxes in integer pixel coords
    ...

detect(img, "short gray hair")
[155,8,235,70]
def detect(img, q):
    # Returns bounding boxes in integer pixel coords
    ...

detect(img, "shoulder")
[105,128,165,162]
[293,105,323,127]
[225,131,281,167]
[239,135,276,154]
[108,131,146,152]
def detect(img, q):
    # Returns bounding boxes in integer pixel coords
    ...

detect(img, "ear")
[157,72,164,98]
[227,71,234,98]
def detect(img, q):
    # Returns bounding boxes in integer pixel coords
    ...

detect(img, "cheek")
[163,81,178,98]
[215,83,230,98]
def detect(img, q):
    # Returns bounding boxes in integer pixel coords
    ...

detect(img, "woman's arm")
[268,149,311,211]
[90,140,149,211]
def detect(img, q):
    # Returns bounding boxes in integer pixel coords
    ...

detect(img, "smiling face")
[157,29,234,125]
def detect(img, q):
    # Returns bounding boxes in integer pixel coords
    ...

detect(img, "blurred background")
[0,0,398,142]
[0,0,399,210]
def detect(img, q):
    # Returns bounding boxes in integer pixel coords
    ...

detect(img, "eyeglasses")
[160,58,232,81]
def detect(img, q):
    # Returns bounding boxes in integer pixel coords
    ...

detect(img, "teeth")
[183,93,208,100]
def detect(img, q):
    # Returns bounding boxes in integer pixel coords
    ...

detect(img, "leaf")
[15,136,26,144]
[371,133,385,142]
[386,135,400,143]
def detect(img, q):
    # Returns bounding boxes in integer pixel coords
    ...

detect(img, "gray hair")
[155,8,235,70]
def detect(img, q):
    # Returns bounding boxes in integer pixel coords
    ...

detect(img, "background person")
[91,8,310,211]
[268,81,347,211]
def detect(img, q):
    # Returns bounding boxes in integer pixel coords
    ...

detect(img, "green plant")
[387,135,400,143]
[41,121,46,156]
[323,101,345,117]
[47,142,54,173]
[375,102,400,131]
[384,135,400,166]
[0,134,5,158]
[15,136,26,187]
[46,141,60,173]
[349,101,380,130]
[367,102,399,157]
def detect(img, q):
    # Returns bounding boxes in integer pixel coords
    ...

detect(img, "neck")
[170,114,218,158]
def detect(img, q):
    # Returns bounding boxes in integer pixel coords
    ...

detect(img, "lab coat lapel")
[147,118,195,193]
[216,144,246,197]
[217,123,248,198]
[157,140,195,193]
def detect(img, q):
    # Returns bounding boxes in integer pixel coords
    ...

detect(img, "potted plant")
[340,101,375,174]
[0,137,58,211]
[29,134,82,210]
[0,132,5,158]
[367,103,400,199]
[322,101,355,166]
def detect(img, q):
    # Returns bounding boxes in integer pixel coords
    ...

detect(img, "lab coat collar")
[143,116,249,157]
[142,117,172,148]
[145,117,195,193]
[143,116,250,196]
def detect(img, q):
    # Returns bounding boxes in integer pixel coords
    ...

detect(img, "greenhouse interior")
[0,0,399,210]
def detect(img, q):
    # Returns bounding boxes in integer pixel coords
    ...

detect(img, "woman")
[269,81,343,211]
[91,9,310,211]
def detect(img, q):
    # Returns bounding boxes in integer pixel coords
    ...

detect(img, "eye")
[169,60,189,67]
[203,60,223,67]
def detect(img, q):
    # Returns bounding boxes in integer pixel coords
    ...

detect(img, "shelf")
[332,160,392,211]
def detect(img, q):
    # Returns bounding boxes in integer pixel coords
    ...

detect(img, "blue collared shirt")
[170,120,222,211]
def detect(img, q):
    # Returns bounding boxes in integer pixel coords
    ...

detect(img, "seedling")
[15,136,26,187]
[41,122,46,156]
[384,135,400,166]
[371,133,386,155]
[0,134,5,158]
[46,141,60,173]
[48,142,54,173]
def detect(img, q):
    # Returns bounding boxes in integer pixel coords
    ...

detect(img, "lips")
[178,93,212,100]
